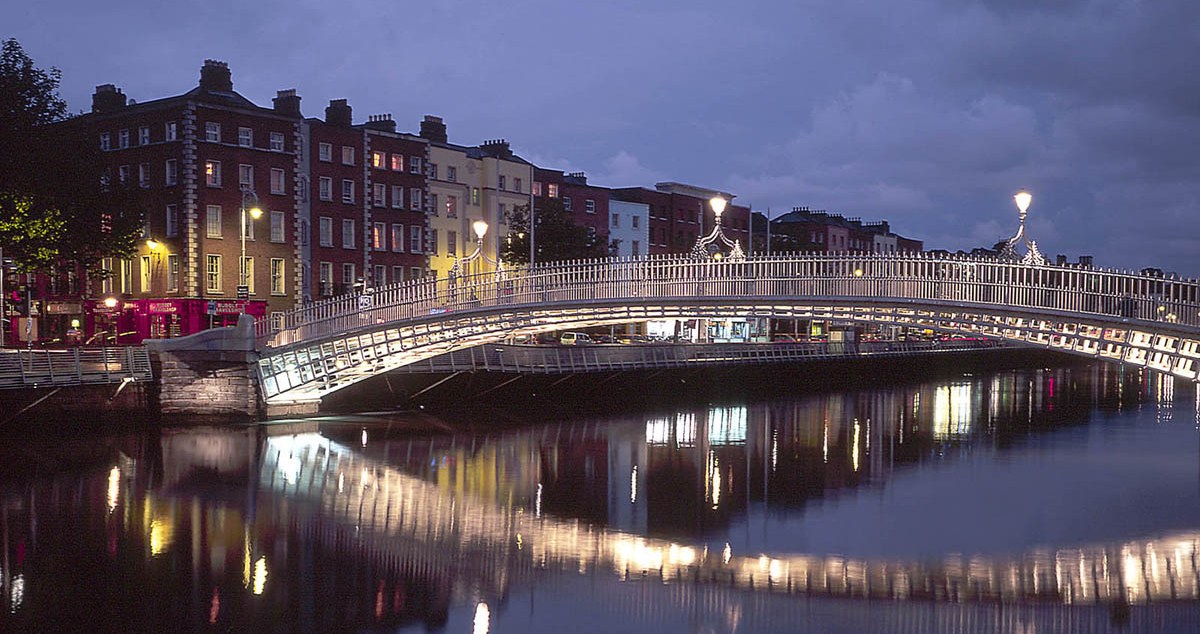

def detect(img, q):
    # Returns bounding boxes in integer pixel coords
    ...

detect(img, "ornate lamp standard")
[690,195,745,261]
[1000,189,1046,265]
[240,187,263,295]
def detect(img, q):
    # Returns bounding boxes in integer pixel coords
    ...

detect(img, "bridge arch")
[256,254,1200,404]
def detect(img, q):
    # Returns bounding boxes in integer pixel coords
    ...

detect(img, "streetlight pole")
[240,187,262,302]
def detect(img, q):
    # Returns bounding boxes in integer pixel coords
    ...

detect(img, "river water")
[1,361,1199,633]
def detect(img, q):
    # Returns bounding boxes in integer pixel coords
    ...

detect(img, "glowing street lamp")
[240,187,263,291]
[1000,189,1046,264]
[690,194,744,261]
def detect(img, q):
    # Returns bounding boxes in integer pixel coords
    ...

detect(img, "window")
[447,230,457,256]
[409,157,421,174]
[390,154,403,171]
[446,166,456,182]
[371,151,385,169]
[118,129,130,149]
[341,146,355,165]
[470,188,480,206]
[373,222,386,250]
[632,215,639,229]
[342,179,354,204]
[140,255,151,293]
[239,164,253,189]
[270,168,285,194]
[319,262,333,296]
[499,203,507,224]
[205,160,221,187]
[241,256,254,293]
[138,126,150,146]
[514,177,522,193]
[270,258,285,294]
[391,185,403,208]
[205,122,220,143]
[428,193,438,216]
[563,197,572,211]
[373,183,386,207]
[342,219,355,249]
[342,263,355,287]
[414,227,426,253]
[318,142,332,162]
[270,131,285,152]
[165,159,178,186]
[411,267,422,280]
[428,163,438,180]
[165,121,177,141]
[167,254,179,292]
[118,165,130,184]
[392,266,404,283]
[166,204,178,237]
[547,183,558,198]
[101,258,113,294]
[632,240,640,256]
[391,224,404,252]
[206,254,222,292]
[612,213,620,228]
[373,265,385,286]
[120,259,132,293]
[319,217,333,246]
[241,212,255,241]
[586,199,595,214]
[446,195,458,218]
[206,205,222,237]
[318,176,332,201]
[410,189,422,211]
[270,211,285,242]
[138,163,150,188]
[533,182,542,196]
[238,127,253,147]
[498,175,505,190]
[100,133,111,151]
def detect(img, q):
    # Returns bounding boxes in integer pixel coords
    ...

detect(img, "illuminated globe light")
[104,297,118,308]
[248,204,263,220]
[473,219,489,240]
[146,238,160,250]
[1014,190,1032,215]
[709,196,727,218]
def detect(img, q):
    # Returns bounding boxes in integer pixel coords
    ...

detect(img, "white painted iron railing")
[0,346,153,389]
[257,253,1200,349]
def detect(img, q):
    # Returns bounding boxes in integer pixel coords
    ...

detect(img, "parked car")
[560,332,594,345]
[617,334,651,344]
[593,334,616,344]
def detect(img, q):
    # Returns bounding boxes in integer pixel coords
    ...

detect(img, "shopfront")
[85,298,268,346]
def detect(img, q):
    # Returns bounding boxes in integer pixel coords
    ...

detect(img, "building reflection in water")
[1,363,1198,633]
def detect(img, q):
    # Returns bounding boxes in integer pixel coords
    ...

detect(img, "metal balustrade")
[0,346,153,390]
[255,253,1200,403]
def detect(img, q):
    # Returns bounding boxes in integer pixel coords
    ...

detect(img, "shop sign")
[44,302,82,315]
[149,302,179,314]
[214,301,244,315]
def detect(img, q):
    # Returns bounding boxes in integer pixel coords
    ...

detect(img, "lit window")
[533,181,542,196]
[470,188,480,205]
[371,151,385,169]
[206,254,222,291]
[446,195,457,218]
[373,222,386,250]
[547,183,558,198]
[391,224,404,252]
[390,154,403,171]
[205,160,221,187]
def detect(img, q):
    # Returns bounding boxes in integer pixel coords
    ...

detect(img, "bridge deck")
[0,347,153,389]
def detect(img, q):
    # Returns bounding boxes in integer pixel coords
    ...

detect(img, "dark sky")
[8,0,1200,273]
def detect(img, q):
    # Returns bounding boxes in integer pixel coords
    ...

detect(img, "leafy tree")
[501,200,606,265]
[0,38,142,277]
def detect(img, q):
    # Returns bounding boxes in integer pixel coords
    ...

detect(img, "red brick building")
[611,183,751,256]
[532,168,611,249]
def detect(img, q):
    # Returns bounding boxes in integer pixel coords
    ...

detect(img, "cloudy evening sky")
[6,0,1200,273]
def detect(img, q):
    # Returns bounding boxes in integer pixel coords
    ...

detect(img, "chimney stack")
[325,99,353,127]
[419,115,447,143]
[199,59,233,92]
[91,84,127,113]
[273,89,302,118]
[364,114,397,133]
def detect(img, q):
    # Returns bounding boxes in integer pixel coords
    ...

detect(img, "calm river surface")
[2,361,1199,633]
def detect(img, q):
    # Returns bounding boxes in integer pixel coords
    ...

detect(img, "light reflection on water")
[1,363,1199,633]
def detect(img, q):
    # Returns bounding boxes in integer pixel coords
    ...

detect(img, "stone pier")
[146,315,319,418]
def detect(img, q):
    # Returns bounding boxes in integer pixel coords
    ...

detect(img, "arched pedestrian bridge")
[255,253,1200,404]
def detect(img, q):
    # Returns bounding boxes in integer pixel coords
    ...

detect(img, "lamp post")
[240,187,263,296]
[690,195,744,261]
[1000,189,1046,265]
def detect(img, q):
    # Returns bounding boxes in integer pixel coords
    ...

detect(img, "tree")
[501,200,607,265]
[0,38,142,277]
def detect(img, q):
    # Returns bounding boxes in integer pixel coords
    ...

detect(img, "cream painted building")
[419,116,533,277]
